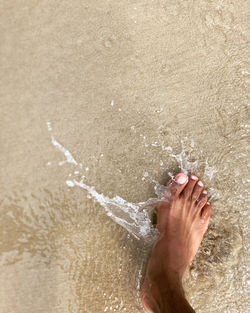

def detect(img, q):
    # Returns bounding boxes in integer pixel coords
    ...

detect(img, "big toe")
[165,173,189,200]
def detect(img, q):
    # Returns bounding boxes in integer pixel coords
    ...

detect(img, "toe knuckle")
[192,194,197,201]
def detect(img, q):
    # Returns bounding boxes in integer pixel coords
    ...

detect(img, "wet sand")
[0,1,249,312]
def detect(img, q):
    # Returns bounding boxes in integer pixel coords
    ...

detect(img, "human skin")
[141,173,212,313]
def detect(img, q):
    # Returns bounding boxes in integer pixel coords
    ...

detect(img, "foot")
[141,173,212,313]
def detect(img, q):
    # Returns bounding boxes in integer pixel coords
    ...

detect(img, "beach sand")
[0,1,249,312]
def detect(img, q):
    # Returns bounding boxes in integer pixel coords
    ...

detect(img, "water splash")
[46,122,77,166]
[165,138,217,181]
[51,136,78,166]
[169,138,198,175]
[46,122,218,242]
[134,130,218,181]
[67,177,159,242]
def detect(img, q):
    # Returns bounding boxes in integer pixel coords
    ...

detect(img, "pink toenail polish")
[198,181,203,187]
[176,174,188,184]
[202,190,207,194]
[191,175,198,180]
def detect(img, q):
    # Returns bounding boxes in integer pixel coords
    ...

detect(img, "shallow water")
[0,1,249,312]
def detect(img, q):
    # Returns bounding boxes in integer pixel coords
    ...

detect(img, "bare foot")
[141,173,212,313]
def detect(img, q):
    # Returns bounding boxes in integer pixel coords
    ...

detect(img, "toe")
[197,190,208,210]
[165,173,189,199]
[182,175,198,198]
[191,180,204,201]
[200,202,212,220]
[199,203,212,233]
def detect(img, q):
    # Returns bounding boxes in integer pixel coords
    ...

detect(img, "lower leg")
[142,245,195,313]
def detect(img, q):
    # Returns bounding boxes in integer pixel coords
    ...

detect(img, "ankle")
[148,271,185,310]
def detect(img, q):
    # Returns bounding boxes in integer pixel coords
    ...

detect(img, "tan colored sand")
[0,1,249,312]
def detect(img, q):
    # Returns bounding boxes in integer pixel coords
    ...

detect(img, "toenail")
[207,202,210,205]
[191,175,198,180]
[175,173,188,184]
[198,181,203,187]
[202,190,207,194]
